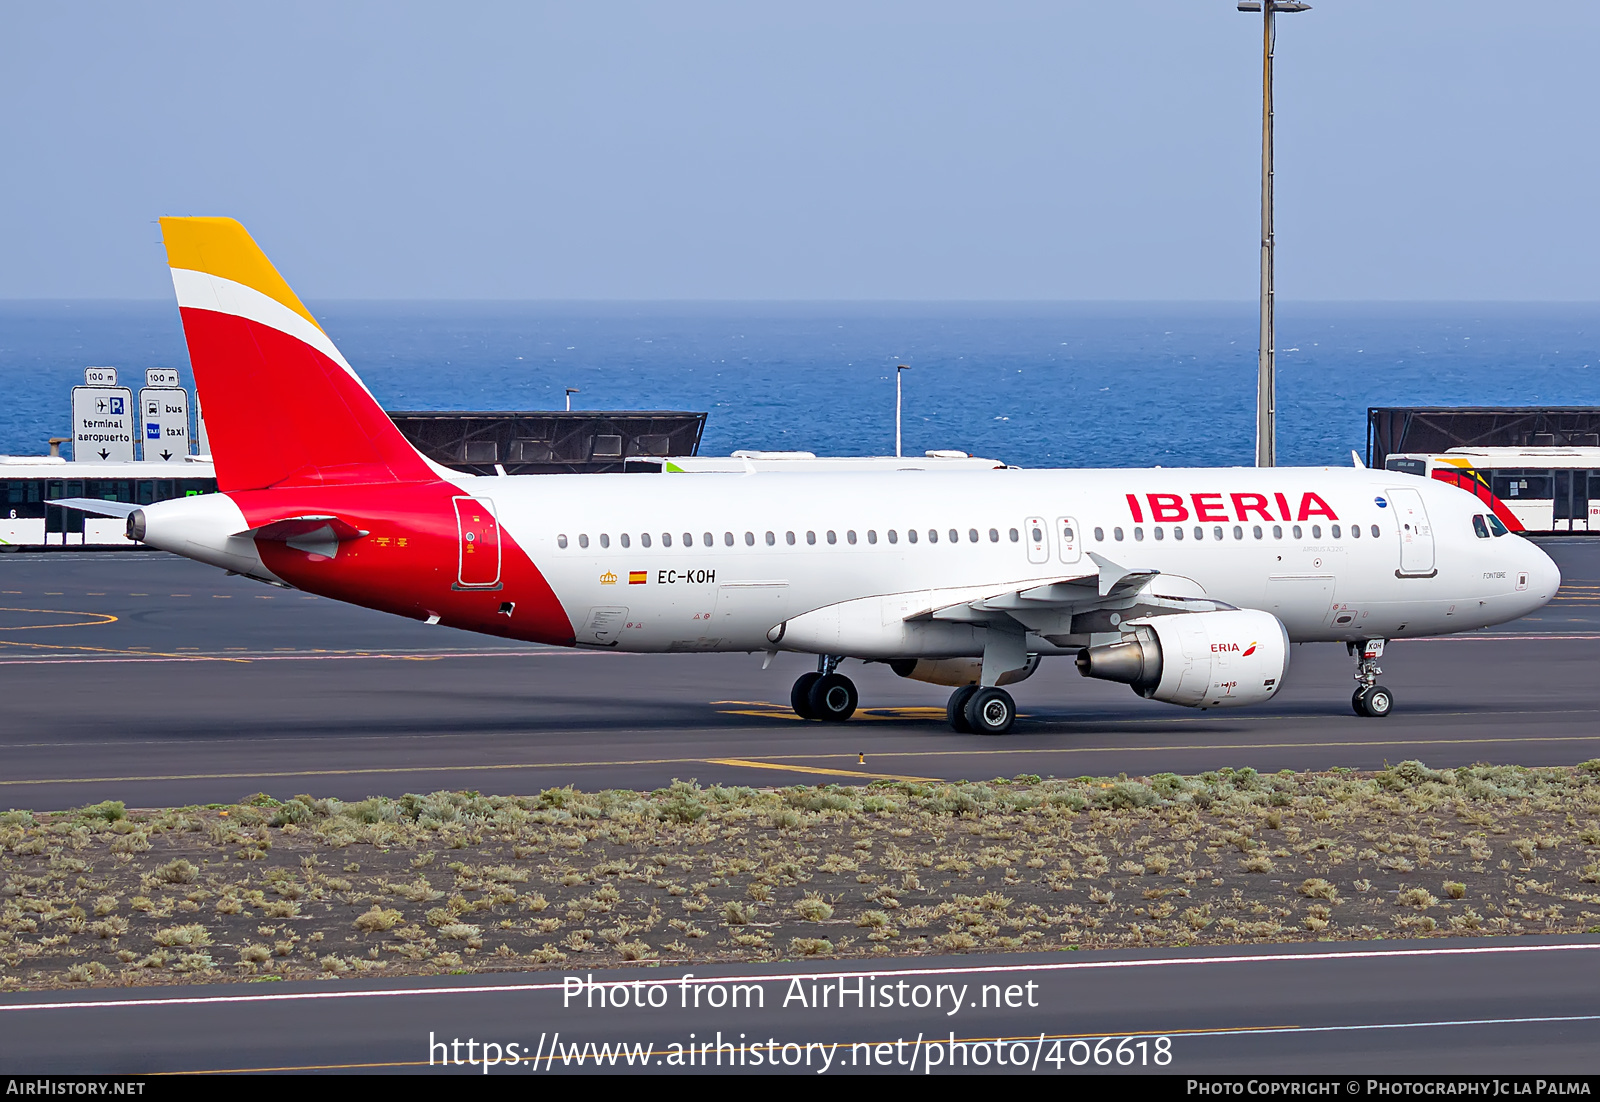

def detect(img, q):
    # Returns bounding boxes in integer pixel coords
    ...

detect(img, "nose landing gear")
[790,655,858,722]
[1349,639,1394,718]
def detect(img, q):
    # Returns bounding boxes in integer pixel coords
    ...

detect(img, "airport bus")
[1,459,217,549]
[1382,446,1600,533]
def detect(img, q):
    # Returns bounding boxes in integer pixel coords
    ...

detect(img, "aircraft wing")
[917,551,1233,644]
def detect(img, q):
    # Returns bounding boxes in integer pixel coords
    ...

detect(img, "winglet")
[1352,450,1366,468]
[1087,551,1158,598]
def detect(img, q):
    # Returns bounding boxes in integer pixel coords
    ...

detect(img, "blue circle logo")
[1374,496,1388,508]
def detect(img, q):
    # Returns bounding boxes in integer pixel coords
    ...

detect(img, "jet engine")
[1075,609,1289,708]
[889,654,1040,688]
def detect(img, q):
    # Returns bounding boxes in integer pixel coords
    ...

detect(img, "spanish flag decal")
[628,570,648,585]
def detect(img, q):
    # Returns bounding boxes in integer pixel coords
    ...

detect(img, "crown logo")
[599,571,617,585]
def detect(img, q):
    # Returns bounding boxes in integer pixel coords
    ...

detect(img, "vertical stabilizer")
[160,217,434,491]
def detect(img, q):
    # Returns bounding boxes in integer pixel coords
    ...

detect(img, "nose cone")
[1525,540,1562,607]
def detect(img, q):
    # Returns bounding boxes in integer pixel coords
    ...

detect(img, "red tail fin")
[160,217,435,492]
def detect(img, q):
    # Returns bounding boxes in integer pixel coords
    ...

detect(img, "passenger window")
[723,532,734,546]
[662,533,671,547]
[867,530,877,544]
[558,534,568,549]
[929,529,939,543]
[600,533,611,548]
[744,531,755,546]
[1370,525,1379,538]
[579,534,590,549]
[1171,526,1182,540]
[1195,526,1204,540]
[1350,525,1360,539]
[683,532,693,547]
[1212,526,1222,540]
[847,530,857,544]
[1061,525,1074,543]
[1233,525,1242,540]
[1291,525,1302,539]
[786,531,796,545]
[949,529,959,543]
[621,533,631,548]
[1094,527,1104,541]
[989,528,1000,542]
[1134,527,1144,541]
[1252,526,1262,540]
[826,530,837,544]
[968,528,978,543]
[765,531,776,546]
[1488,514,1509,536]
[1331,525,1341,539]
[888,530,899,544]
[1029,526,1041,543]
[1154,527,1165,541]
[703,532,714,547]
[1114,527,1124,541]
[1311,525,1321,539]
[1472,515,1490,539]
[640,533,651,548]
[908,529,919,544]
[1009,528,1020,542]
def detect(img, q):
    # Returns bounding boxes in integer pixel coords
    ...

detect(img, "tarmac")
[1,540,1597,811]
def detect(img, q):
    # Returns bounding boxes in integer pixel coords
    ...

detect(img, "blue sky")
[1,2,1594,300]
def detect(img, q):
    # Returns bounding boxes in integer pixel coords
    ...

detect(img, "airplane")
[56,217,1561,735]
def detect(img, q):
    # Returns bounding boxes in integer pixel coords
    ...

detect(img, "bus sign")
[138,386,191,462]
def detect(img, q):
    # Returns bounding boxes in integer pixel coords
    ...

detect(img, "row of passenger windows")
[1091,523,1379,542]
[557,528,1025,549]
[555,522,1383,549]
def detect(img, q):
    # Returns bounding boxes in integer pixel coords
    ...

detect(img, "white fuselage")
[464,465,1559,655]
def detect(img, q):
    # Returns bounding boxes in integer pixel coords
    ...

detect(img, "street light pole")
[1238,1,1309,468]
[895,365,910,457]
[565,387,580,412]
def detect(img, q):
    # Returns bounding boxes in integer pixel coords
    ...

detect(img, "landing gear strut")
[791,655,857,723]
[1349,639,1394,718]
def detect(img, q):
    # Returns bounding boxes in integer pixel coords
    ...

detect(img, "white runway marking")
[3,940,1596,1013]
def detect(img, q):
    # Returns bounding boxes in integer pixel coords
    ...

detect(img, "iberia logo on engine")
[1211,641,1259,656]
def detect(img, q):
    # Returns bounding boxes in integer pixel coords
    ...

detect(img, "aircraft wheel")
[1357,685,1394,718]
[964,686,1016,736]
[947,685,978,733]
[1350,688,1366,717]
[808,673,858,723]
[791,672,821,720]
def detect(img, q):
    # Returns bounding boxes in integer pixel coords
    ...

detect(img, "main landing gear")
[790,655,858,723]
[946,684,1016,736]
[1349,638,1394,718]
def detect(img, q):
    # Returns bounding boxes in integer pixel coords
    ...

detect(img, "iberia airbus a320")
[58,218,1561,735]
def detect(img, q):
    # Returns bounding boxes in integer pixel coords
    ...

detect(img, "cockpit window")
[1472,515,1491,539]
[1487,514,1509,537]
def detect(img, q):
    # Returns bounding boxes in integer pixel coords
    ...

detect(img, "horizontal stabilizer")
[45,498,142,519]
[236,515,369,542]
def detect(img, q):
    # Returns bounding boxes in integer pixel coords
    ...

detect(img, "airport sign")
[70,385,136,462]
[138,386,190,462]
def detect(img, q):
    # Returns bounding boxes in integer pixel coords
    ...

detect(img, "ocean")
[2,301,1597,468]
